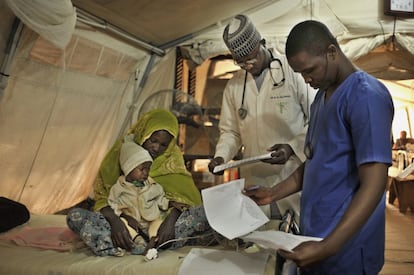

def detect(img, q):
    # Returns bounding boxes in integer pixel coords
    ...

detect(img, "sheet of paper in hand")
[202,178,323,251]
[241,230,322,252]
[201,178,269,240]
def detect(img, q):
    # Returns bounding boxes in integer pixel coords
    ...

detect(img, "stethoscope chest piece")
[238,107,248,119]
[304,142,313,159]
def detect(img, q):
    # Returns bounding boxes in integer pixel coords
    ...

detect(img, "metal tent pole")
[75,8,165,57]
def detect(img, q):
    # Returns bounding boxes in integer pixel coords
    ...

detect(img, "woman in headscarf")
[93,109,206,251]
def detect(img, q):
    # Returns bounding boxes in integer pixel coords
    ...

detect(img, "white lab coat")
[214,50,316,217]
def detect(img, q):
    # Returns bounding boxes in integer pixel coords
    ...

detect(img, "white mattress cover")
[0,214,276,275]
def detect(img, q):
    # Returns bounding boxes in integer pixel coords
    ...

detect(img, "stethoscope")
[238,51,286,120]
[304,91,323,159]
[238,73,249,119]
[304,54,330,159]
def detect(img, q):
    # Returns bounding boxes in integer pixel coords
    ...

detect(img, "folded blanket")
[0,226,83,252]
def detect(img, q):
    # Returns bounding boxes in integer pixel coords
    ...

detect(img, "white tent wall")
[132,49,177,119]
[0,13,153,213]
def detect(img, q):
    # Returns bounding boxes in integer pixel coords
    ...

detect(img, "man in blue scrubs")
[243,20,394,274]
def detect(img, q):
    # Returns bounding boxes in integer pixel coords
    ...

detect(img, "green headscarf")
[94,109,202,211]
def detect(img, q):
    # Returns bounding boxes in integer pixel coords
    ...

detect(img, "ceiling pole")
[75,8,165,56]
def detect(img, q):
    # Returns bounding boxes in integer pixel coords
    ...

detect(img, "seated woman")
[93,109,208,251]
[67,138,210,256]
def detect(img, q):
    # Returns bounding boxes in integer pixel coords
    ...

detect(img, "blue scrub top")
[301,71,394,274]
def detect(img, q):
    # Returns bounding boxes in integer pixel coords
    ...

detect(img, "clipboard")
[213,152,273,173]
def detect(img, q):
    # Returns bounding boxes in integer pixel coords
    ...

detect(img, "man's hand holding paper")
[201,179,322,252]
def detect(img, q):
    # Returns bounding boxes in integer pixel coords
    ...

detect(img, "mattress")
[0,214,276,275]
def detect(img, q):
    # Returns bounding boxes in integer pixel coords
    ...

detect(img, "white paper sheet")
[241,230,322,252]
[177,248,269,275]
[201,178,324,252]
[201,179,269,240]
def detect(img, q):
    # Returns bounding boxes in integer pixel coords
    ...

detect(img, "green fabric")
[94,109,202,211]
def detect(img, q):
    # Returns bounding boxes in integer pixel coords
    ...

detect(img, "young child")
[108,136,168,255]
[67,136,187,256]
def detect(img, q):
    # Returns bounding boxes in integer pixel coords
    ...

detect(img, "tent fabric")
[5,0,76,49]
[0,24,177,214]
[353,40,414,80]
[0,27,141,214]
[175,0,414,79]
[181,32,414,81]
[133,50,177,119]
[70,0,273,46]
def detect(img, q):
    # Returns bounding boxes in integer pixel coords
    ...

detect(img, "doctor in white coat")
[208,14,316,220]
